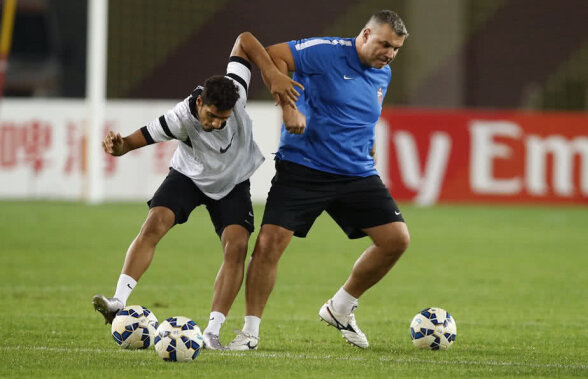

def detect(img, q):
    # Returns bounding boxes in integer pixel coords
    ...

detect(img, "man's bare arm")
[102,129,147,156]
[266,43,306,134]
[266,43,296,73]
[230,32,303,107]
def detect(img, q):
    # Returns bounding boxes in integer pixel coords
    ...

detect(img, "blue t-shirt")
[276,37,391,177]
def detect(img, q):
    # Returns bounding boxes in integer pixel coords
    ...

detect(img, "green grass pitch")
[1,200,587,377]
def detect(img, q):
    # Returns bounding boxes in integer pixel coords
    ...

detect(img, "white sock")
[113,274,137,307]
[242,315,261,337]
[203,311,226,336]
[331,287,358,315]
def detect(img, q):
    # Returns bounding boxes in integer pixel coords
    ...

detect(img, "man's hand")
[283,107,306,135]
[370,142,377,164]
[102,131,125,156]
[269,71,304,108]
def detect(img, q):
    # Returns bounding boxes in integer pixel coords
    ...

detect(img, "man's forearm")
[120,129,148,155]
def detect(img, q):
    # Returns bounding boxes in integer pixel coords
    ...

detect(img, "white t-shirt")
[142,57,264,200]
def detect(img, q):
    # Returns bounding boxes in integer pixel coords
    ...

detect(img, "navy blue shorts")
[148,168,254,238]
[262,160,404,239]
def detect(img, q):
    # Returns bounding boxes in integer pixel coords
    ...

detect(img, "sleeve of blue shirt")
[287,38,338,75]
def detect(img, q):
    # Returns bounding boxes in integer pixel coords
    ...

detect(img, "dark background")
[4,0,588,111]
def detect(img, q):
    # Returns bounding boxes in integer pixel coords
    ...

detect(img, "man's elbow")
[231,32,253,60]
[238,31,253,40]
[236,31,254,49]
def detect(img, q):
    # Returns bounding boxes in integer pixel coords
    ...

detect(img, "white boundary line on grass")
[1,346,112,354]
[226,351,587,371]
[1,346,586,371]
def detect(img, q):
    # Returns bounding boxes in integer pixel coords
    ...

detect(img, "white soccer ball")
[111,305,159,349]
[154,316,204,362]
[409,307,457,350]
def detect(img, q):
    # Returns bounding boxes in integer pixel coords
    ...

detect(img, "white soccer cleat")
[319,300,369,348]
[226,330,259,351]
[92,294,123,325]
[202,332,226,350]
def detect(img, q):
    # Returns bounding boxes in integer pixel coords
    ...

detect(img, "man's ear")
[362,27,371,41]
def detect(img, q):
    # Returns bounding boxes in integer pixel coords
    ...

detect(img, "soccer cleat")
[92,294,123,324]
[319,300,369,348]
[202,332,226,350]
[226,330,259,351]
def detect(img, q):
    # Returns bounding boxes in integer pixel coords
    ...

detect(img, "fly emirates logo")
[380,116,588,205]
[469,121,588,198]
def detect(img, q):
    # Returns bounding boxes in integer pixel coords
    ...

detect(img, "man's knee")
[222,233,249,265]
[139,207,174,241]
[390,229,410,255]
[252,226,291,264]
[369,222,410,257]
[221,225,250,264]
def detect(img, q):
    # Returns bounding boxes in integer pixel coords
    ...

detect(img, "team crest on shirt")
[377,87,383,105]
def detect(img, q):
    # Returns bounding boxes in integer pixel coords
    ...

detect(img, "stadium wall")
[381,109,588,205]
[1,100,587,205]
[0,99,283,202]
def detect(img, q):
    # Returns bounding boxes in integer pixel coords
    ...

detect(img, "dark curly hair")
[201,75,240,111]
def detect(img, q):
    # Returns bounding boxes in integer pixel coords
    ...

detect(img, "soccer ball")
[154,316,204,362]
[111,305,159,349]
[409,307,457,350]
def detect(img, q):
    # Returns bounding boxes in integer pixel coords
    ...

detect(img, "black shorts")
[262,159,404,239]
[148,168,254,238]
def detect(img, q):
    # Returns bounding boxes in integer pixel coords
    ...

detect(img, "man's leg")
[203,225,250,349]
[210,225,250,314]
[200,180,256,349]
[343,221,409,298]
[226,224,293,350]
[319,221,409,348]
[121,206,176,281]
[245,224,294,317]
[93,206,175,323]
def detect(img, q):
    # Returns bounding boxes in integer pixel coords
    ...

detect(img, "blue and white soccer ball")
[111,305,159,349]
[410,307,457,350]
[154,316,204,362]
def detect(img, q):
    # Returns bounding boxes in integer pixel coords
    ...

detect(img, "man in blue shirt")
[228,10,410,350]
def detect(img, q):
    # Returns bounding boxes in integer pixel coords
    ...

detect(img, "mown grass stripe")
[2,346,586,371]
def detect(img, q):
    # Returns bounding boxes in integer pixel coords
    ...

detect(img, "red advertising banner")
[381,108,588,205]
